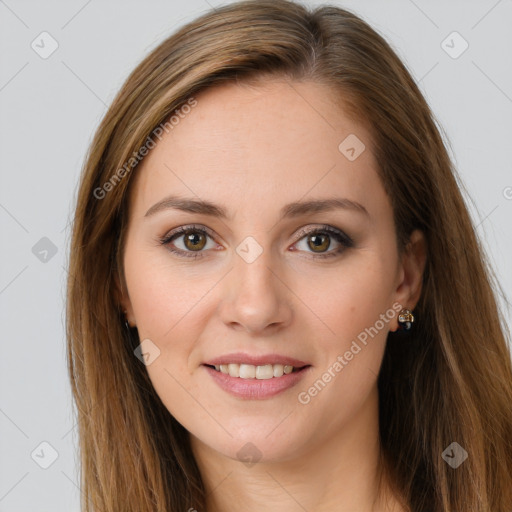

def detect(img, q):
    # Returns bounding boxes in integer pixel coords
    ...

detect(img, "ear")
[391,229,427,332]
[113,270,136,327]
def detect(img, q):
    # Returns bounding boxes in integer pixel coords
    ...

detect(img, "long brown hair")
[66,1,512,510]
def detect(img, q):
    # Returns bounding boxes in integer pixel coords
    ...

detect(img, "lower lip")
[203,365,312,400]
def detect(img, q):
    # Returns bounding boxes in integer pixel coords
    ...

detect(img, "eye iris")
[308,233,330,252]
[184,231,206,251]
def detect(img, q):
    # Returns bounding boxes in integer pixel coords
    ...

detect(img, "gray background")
[1,0,511,510]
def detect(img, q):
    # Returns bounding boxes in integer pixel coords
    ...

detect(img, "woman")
[66,1,512,511]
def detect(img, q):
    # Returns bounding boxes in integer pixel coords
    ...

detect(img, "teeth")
[228,363,239,377]
[212,363,298,379]
[273,364,284,377]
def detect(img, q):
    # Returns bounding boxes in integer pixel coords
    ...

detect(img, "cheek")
[123,248,211,429]
[123,245,219,397]
[294,251,394,398]
[294,271,391,436]
[124,245,210,339]
[296,253,395,341]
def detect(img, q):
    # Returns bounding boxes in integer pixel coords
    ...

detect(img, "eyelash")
[159,224,354,260]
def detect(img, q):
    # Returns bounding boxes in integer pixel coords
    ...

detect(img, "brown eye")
[183,230,207,251]
[160,225,216,258]
[307,233,331,253]
[293,225,354,259]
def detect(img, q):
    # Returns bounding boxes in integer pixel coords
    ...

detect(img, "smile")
[203,364,312,400]
[207,363,303,379]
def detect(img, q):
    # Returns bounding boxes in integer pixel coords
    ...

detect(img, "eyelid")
[160,223,353,259]
[292,224,352,244]
[290,224,354,259]
[161,224,217,244]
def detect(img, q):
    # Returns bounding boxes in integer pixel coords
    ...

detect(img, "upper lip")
[203,352,310,368]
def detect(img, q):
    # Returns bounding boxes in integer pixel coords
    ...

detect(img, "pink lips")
[203,352,310,368]
[203,361,312,400]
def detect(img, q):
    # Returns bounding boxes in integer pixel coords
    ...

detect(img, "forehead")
[128,79,386,220]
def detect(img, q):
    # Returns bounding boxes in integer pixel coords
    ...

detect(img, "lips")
[203,364,312,399]
[203,352,310,368]
[202,352,312,399]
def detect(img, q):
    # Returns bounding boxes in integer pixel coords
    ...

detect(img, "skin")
[119,78,427,512]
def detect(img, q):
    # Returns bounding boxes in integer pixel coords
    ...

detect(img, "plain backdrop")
[1,0,511,509]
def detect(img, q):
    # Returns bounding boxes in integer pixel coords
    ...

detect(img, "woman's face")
[120,79,422,463]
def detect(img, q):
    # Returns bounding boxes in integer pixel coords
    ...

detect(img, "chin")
[199,426,308,465]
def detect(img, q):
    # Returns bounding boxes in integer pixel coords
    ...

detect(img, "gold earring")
[397,308,414,331]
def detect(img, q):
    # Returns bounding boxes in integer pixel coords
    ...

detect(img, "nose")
[218,246,293,335]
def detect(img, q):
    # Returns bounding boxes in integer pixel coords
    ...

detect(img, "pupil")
[185,231,205,251]
[309,234,329,252]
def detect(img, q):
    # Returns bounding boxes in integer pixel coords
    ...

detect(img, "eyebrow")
[144,195,369,220]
